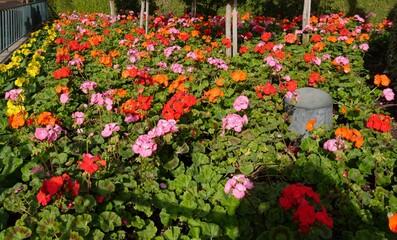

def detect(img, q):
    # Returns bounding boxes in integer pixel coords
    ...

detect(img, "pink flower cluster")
[59,93,69,104]
[90,92,113,111]
[323,137,348,152]
[80,80,97,94]
[72,112,85,125]
[233,95,249,111]
[383,88,395,101]
[132,119,178,157]
[35,125,63,142]
[101,122,120,137]
[224,174,254,199]
[264,56,283,72]
[220,114,248,136]
[5,89,23,101]
[207,57,229,70]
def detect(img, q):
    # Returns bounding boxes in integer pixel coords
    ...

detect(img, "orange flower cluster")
[55,86,70,95]
[119,95,153,119]
[335,127,363,148]
[230,70,247,82]
[53,67,71,80]
[8,111,26,129]
[168,75,192,92]
[373,74,390,87]
[36,112,59,126]
[389,213,397,233]
[121,67,138,78]
[56,47,70,63]
[153,74,169,87]
[203,87,224,103]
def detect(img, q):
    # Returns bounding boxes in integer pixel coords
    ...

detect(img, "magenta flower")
[101,122,120,138]
[124,114,140,123]
[35,128,48,140]
[323,138,348,152]
[72,112,85,125]
[80,81,97,94]
[132,135,157,157]
[383,88,395,101]
[224,174,254,199]
[5,89,23,101]
[233,95,249,111]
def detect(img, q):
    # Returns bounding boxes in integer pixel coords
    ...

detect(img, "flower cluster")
[162,91,196,120]
[323,137,348,152]
[224,174,254,199]
[366,113,391,132]
[220,114,248,136]
[383,88,395,101]
[53,67,72,79]
[233,95,249,111]
[120,95,153,122]
[374,74,391,87]
[132,119,179,157]
[77,153,106,174]
[35,124,63,142]
[279,183,333,233]
[308,72,325,86]
[335,127,364,148]
[101,122,120,137]
[37,173,80,206]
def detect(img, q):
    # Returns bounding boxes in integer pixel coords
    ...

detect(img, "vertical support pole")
[140,0,145,29]
[191,0,197,17]
[109,0,116,17]
[232,0,238,57]
[225,1,231,57]
[145,0,149,34]
[302,0,311,45]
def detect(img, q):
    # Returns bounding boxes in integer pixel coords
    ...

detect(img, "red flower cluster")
[366,114,391,132]
[37,173,80,206]
[120,94,153,119]
[279,183,333,233]
[162,91,197,120]
[68,40,91,52]
[308,72,325,86]
[255,83,277,98]
[53,67,72,79]
[77,153,106,174]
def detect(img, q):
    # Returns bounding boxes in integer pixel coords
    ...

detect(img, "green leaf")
[98,211,121,233]
[136,220,157,240]
[88,229,105,240]
[72,214,92,236]
[201,222,221,238]
[96,179,115,197]
[192,152,209,166]
[239,162,254,175]
[74,195,96,213]
[4,226,32,240]
[160,209,171,226]
[164,226,181,240]
[300,138,318,152]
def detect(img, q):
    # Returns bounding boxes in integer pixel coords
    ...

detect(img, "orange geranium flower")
[389,213,397,233]
[191,30,200,37]
[374,74,391,87]
[121,68,138,78]
[153,74,169,87]
[8,112,25,129]
[55,86,70,94]
[109,50,120,58]
[335,127,364,148]
[215,77,225,87]
[306,119,317,131]
[203,88,224,103]
[168,75,191,93]
[184,45,191,52]
[284,33,297,44]
[36,112,58,126]
[326,36,338,43]
[312,42,325,52]
[230,70,247,82]
[359,33,370,42]
[99,55,112,67]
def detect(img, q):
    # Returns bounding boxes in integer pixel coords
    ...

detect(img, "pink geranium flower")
[101,122,120,137]
[132,135,157,157]
[383,88,395,101]
[233,95,249,111]
[224,174,254,199]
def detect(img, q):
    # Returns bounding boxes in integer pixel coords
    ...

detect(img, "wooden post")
[225,1,232,57]
[302,0,311,45]
[191,0,197,17]
[232,0,238,57]
[140,0,145,29]
[145,0,149,34]
[109,0,116,17]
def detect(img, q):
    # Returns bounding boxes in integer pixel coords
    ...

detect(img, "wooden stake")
[226,2,232,57]
[302,0,311,45]
[232,0,238,57]
[140,0,145,29]
[145,0,149,34]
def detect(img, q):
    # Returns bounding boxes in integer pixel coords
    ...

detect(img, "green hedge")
[47,0,111,16]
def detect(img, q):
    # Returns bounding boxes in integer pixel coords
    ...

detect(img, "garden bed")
[0,10,396,239]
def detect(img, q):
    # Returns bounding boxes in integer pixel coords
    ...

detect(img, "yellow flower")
[6,101,25,116]
[0,64,7,72]
[15,77,29,87]
[26,62,40,77]
[21,48,31,56]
